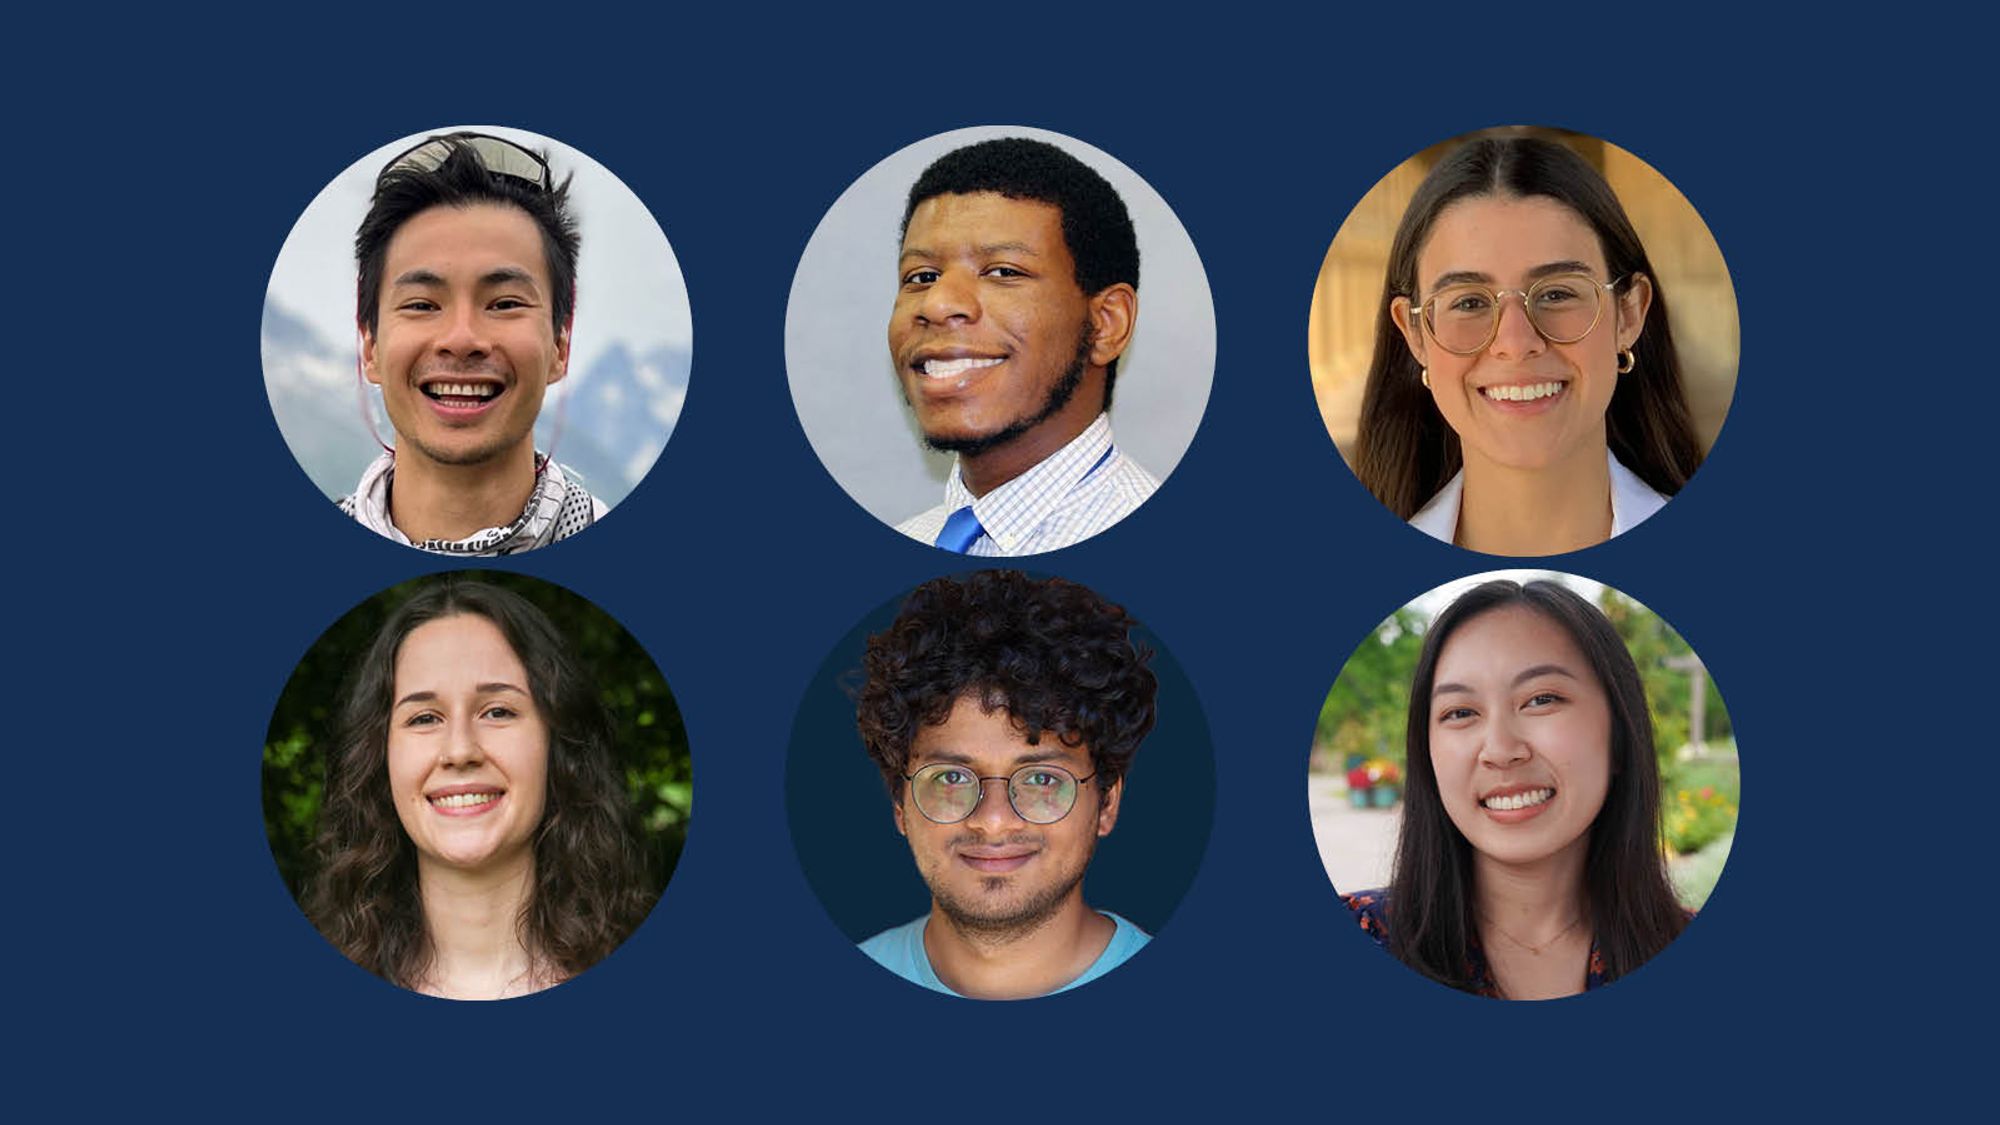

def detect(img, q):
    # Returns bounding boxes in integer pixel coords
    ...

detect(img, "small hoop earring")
[1617,349,1635,374]
[1420,366,1430,389]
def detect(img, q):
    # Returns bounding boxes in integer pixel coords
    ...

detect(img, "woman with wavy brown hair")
[304,576,655,999]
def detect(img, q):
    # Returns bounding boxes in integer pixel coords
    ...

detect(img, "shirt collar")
[1408,449,1669,544]
[349,450,576,555]
[942,414,1116,555]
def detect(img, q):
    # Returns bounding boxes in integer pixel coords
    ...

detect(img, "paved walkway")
[1307,773,1401,894]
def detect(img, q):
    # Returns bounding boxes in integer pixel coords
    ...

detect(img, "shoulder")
[1408,473,1462,541]
[897,502,951,541]
[1607,452,1668,533]
[859,916,929,971]
[1341,889,1391,945]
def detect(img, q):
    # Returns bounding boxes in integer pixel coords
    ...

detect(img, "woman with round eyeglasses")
[1352,135,1705,556]
[1342,580,1694,999]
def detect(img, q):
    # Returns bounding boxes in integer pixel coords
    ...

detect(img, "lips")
[1476,379,1569,414]
[416,374,508,417]
[908,347,1008,381]
[957,845,1038,874]
[426,785,505,817]
[1478,784,1556,822]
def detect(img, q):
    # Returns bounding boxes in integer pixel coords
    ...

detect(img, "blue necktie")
[933,505,985,553]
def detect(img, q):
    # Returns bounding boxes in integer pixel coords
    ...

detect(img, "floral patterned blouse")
[1342,889,1608,999]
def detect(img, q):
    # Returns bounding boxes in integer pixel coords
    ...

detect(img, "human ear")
[1389,296,1427,367]
[360,324,382,386]
[1086,284,1138,368]
[892,794,908,837]
[1615,273,1654,350]
[547,319,573,386]
[1094,777,1123,837]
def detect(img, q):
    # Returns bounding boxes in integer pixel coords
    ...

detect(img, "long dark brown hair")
[1353,135,1704,519]
[304,576,655,990]
[1387,580,1686,994]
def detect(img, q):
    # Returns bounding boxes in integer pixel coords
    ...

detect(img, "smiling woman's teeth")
[1482,787,1554,811]
[1482,381,1565,403]
[922,357,1004,378]
[431,792,500,809]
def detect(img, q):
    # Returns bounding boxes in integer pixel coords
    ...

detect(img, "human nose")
[435,301,490,357]
[1477,716,1532,769]
[915,269,980,326]
[439,714,486,768]
[1487,290,1545,359]
[965,776,1026,830]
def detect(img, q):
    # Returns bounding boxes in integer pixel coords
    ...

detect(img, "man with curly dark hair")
[855,570,1158,998]
[888,138,1157,555]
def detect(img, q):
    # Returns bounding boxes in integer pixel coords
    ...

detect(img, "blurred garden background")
[1309,572,1737,909]
[262,572,693,904]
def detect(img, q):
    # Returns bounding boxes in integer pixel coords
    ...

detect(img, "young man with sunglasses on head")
[854,571,1157,998]
[340,132,604,555]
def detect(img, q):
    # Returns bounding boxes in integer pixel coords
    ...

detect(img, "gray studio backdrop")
[262,125,693,511]
[786,125,1216,531]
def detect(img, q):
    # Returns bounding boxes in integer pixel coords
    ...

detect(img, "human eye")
[901,267,939,287]
[982,264,1028,280]
[1524,691,1567,709]
[490,296,533,311]
[1436,705,1478,724]
[1442,289,1492,314]
[402,710,441,728]
[930,766,971,787]
[1020,769,1061,789]
[396,298,440,314]
[481,704,519,720]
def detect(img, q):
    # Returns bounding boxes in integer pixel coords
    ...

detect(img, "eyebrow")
[911,748,1074,769]
[1431,664,1579,700]
[393,681,530,708]
[389,267,541,290]
[1425,261,1601,292]
[898,240,1043,264]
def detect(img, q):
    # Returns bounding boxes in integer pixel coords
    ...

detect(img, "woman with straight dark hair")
[1353,134,1703,556]
[1343,580,1688,999]
[304,576,656,998]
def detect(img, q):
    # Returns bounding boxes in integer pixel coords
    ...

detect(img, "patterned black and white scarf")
[337,451,601,555]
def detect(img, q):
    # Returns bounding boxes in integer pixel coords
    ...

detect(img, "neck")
[387,442,540,543]
[921,888,1113,1000]
[1455,438,1612,556]
[958,387,1106,498]
[414,851,551,1000]
[1471,843,1589,943]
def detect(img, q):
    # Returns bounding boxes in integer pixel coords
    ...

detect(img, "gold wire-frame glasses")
[1407,273,1627,356]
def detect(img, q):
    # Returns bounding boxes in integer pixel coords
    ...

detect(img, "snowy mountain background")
[261,127,694,508]
[263,299,689,507]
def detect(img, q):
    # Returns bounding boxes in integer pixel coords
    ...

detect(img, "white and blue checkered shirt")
[896,414,1159,556]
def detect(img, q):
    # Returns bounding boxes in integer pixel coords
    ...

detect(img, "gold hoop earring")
[1420,366,1430,389]
[1617,349,1635,374]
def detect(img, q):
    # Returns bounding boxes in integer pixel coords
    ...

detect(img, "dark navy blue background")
[14,9,1973,1118]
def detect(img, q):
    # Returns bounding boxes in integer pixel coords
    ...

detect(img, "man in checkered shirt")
[889,138,1159,557]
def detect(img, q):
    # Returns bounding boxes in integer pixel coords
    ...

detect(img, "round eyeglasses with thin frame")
[1407,273,1627,356]
[901,762,1096,825]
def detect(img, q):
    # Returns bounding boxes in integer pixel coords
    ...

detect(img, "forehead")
[1435,605,1593,686]
[902,192,1072,260]
[909,695,1090,767]
[393,613,529,689]
[383,202,551,288]
[1417,194,1606,286]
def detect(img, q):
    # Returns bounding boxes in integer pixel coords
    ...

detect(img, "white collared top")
[1408,448,1668,547]
[897,413,1159,556]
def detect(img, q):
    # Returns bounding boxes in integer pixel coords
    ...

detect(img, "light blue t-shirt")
[859,911,1150,997]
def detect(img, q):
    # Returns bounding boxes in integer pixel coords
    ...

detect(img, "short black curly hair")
[901,137,1141,400]
[857,570,1157,801]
